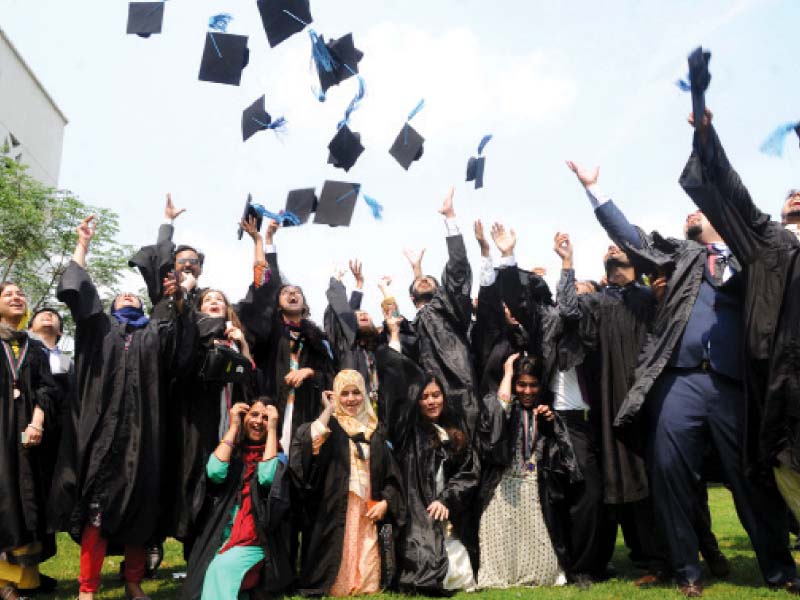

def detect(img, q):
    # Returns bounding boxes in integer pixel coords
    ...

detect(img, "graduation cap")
[256,0,312,48]
[687,46,711,129]
[285,188,318,225]
[238,194,263,240]
[466,134,493,189]
[127,2,164,38]
[759,120,800,158]
[389,99,426,170]
[198,14,249,86]
[317,33,364,94]
[328,125,364,172]
[314,181,383,227]
[241,95,286,142]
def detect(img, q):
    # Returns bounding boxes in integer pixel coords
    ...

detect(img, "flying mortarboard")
[127,2,165,38]
[198,14,250,86]
[466,134,493,189]
[285,188,318,225]
[317,33,364,94]
[389,99,426,170]
[256,0,312,48]
[242,95,286,142]
[328,125,364,173]
[238,194,302,240]
[759,120,800,158]
[314,181,383,227]
[238,194,263,240]
[687,46,711,129]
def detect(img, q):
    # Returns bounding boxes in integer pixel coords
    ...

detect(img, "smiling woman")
[0,281,58,600]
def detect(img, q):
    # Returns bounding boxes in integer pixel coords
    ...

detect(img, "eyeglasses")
[176,258,200,266]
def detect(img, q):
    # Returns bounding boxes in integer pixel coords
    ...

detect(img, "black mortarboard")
[314,181,360,227]
[257,0,312,48]
[285,188,318,225]
[317,33,363,93]
[795,123,800,147]
[238,194,263,240]
[466,156,485,189]
[127,2,164,37]
[389,124,425,170]
[242,95,274,142]
[687,46,711,129]
[328,125,364,172]
[199,32,249,86]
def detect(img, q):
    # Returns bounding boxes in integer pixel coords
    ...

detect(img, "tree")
[0,153,134,322]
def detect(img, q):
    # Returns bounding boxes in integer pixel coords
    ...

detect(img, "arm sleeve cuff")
[388,339,403,353]
[498,255,517,268]
[585,184,610,209]
[265,244,276,253]
[479,255,496,286]
[206,454,229,483]
[257,457,280,485]
[444,217,460,237]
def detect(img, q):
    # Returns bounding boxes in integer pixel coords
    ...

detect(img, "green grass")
[37,486,798,599]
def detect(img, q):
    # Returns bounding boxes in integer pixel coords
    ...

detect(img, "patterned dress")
[476,418,565,589]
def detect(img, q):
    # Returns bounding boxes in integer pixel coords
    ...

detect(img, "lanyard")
[2,339,29,395]
[522,409,538,473]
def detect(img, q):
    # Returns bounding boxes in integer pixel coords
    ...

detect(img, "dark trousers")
[646,368,796,585]
[558,410,607,578]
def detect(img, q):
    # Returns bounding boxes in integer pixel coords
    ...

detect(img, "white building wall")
[0,26,67,187]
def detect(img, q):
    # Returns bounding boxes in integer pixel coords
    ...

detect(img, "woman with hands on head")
[0,281,58,600]
[474,352,581,590]
[290,370,405,596]
[182,399,293,600]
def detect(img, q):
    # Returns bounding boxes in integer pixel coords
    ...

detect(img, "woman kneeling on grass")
[291,370,405,597]
[182,398,293,600]
[475,353,581,589]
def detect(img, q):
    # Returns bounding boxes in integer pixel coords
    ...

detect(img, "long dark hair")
[512,355,545,404]
[417,372,468,454]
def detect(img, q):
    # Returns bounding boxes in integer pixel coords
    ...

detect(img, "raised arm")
[58,215,104,322]
[438,188,473,327]
[348,259,364,310]
[159,192,185,243]
[324,269,358,353]
[553,232,581,321]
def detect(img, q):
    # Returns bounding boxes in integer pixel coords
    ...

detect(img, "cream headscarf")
[332,369,378,500]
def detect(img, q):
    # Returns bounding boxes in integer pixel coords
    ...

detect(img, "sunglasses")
[176,258,201,266]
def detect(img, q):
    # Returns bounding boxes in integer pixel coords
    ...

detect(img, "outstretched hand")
[240,215,260,242]
[165,193,186,221]
[553,232,573,264]
[403,247,426,276]
[349,259,364,289]
[438,186,456,219]
[688,107,713,146]
[491,222,516,257]
[565,161,600,188]
[264,219,279,245]
[76,215,96,246]
[474,220,490,257]
[503,352,520,375]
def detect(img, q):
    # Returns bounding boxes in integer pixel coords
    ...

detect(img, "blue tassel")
[407,99,425,122]
[208,13,232,32]
[363,194,383,220]
[267,116,287,131]
[280,210,301,226]
[675,74,691,92]
[250,203,282,223]
[759,122,797,157]
[477,134,493,155]
[310,30,337,73]
[337,72,366,130]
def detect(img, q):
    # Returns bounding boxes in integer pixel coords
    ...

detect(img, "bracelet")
[28,423,43,433]
[220,439,235,450]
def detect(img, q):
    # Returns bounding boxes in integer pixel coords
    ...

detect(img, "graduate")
[290,370,405,596]
[378,320,480,594]
[181,399,293,600]
[475,353,580,589]
[50,215,192,600]
[0,283,58,600]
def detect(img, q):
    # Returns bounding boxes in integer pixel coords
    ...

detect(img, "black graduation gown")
[289,418,406,596]
[49,260,188,545]
[475,393,582,571]
[163,313,257,541]
[181,454,294,600]
[0,327,58,557]
[376,345,480,592]
[412,234,478,434]
[680,124,800,473]
[578,285,655,503]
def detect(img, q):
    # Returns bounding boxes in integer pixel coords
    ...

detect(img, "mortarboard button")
[317,33,363,93]
[314,181,360,227]
[127,2,164,38]
[328,125,364,172]
[285,188,318,225]
[199,24,249,86]
[257,0,312,48]
[389,124,425,171]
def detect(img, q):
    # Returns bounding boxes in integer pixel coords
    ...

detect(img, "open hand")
[491,222,516,257]
[240,215,260,241]
[565,161,600,188]
[438,186,455,219]
[426,500,449,521]
[165,193,186,221]
[349,259,364,288]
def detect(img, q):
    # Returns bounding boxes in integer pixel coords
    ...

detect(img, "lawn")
[38,486,798,599]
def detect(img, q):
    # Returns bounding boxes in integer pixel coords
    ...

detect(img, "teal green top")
[206,454,279,486]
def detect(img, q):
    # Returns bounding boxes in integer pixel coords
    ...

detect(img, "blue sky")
[2,0,799,320]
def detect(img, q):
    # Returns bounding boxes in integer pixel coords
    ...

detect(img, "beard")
[784,208,800,221]
[357,324,380,346]
[413,290,435,305]
[686,224,703,240]
[604,256,631,272]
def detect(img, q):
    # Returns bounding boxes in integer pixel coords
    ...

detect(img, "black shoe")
[569,573,593,589]
[702,549,730,579]
[144,543,163,579]
[770,578,800,595]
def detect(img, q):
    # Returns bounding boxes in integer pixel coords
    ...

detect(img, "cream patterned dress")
[476,418,565,589]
